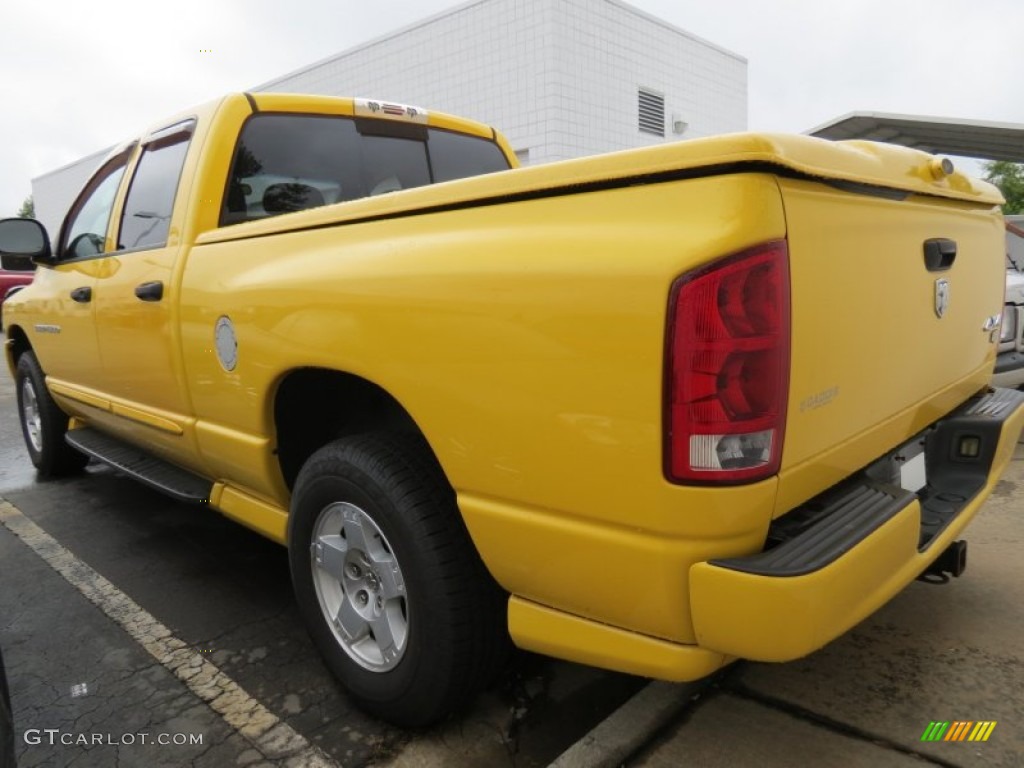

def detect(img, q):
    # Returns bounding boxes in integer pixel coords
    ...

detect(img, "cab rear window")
[220,114,510,226]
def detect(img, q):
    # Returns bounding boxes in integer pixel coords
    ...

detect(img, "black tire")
[288,433,508,727]
[14,352,89,477]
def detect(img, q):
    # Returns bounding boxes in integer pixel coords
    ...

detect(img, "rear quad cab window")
[220,113,510,226]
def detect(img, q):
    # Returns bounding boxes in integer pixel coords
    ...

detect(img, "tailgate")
[777,178,1006,514]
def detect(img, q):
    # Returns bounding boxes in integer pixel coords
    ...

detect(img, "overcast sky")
[1,0,1020,218]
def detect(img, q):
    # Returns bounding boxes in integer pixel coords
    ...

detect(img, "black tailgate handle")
[924,239,957,271]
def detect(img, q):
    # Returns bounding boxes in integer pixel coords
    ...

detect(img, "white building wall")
[546,0,746,159]
[257,0,560,162]
[258,0,747,164]
[31,148,109,240]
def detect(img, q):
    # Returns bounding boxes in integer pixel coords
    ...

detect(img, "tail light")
[665,240,790,484]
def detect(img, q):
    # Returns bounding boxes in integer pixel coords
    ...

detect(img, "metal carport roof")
[807,111,1024,162]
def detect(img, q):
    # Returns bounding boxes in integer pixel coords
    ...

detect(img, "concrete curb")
[547,680,702,768]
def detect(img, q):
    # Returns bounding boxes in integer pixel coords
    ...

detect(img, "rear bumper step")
[66,427,212,504]
[710,483,913,577]
[689,387,1024,661]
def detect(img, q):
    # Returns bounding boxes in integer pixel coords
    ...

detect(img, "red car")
[0,251,34,330]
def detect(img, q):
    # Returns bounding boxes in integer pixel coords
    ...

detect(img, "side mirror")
[0,218,53,266]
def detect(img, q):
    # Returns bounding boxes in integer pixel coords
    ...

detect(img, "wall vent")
[638,88,665,136]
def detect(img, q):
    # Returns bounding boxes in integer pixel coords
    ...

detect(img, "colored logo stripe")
[920,721,996,742]
[945,721,972,741]
[969,722,997,742]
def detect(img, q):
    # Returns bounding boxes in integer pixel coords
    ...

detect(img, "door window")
[118,121,195,251]
[60,149,132,260]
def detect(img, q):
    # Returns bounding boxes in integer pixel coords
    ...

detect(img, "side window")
[60,150,132,260]
[118,121,194,251]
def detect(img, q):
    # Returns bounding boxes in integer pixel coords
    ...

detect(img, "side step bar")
[66,427,212,504]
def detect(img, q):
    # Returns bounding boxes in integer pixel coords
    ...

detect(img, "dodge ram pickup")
[2,93,1023,727]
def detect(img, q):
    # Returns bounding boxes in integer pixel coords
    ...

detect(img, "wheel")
[288,433,508,727]
[15,352,89,477]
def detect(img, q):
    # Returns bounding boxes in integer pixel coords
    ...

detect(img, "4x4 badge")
[934,279,950,319]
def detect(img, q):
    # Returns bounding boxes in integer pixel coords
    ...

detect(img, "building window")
[638,88,665,136]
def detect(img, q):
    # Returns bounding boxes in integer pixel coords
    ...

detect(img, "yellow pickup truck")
[2,93,1022,727]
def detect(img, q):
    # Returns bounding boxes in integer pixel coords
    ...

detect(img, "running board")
[66,427,212,504]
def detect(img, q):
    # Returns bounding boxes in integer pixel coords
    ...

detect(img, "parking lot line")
[0,498,338,767]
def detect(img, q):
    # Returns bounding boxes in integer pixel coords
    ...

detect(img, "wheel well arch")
[3,324,32,375]
[273,368,426,490]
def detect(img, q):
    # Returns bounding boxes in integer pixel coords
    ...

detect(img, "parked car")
[996,218,1024,389]
[0,251,34,331]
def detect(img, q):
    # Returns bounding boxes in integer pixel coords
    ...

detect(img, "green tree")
[983,161,1024,214]
[16,195,34,218]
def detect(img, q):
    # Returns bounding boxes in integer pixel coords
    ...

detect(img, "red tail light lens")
[665,241,790,484]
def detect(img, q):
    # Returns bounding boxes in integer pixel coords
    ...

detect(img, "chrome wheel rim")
[310,501,409,671]
[21,378,43,453]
